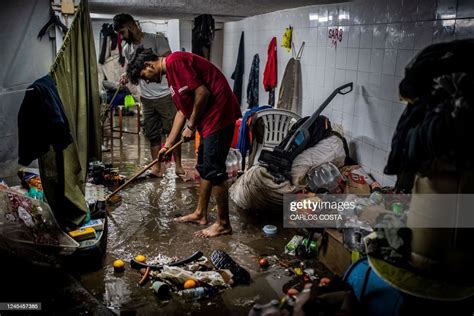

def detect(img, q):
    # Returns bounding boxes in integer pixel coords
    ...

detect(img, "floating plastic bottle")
[179,287,212,300]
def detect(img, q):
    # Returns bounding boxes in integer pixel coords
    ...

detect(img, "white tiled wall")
[222,0,474,186]
[166,19,181,52]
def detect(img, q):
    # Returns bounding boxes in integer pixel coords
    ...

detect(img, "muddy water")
[79,118,331,315]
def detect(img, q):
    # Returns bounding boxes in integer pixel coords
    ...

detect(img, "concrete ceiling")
[88,0,342,22]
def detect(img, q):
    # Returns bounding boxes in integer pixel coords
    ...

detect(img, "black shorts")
[196,124,235,186]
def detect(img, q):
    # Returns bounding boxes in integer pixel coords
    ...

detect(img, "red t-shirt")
[165,52,242,137]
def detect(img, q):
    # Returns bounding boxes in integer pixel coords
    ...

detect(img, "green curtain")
[39,0,101,227]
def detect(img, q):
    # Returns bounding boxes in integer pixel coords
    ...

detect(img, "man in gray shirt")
[113,13,184,177]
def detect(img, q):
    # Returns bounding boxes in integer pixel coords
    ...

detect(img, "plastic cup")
[152,281,170,298]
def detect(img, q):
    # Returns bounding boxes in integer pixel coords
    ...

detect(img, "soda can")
[391,202,404,215]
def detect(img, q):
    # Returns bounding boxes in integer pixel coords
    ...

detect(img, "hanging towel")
[263,37,278,106]
[231,31,245,105]
[18,75,73,166]
[247,54,260,109]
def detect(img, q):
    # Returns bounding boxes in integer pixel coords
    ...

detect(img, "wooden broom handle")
[106,139,184,200]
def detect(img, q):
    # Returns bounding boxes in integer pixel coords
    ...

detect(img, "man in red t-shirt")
[127,47,242,238]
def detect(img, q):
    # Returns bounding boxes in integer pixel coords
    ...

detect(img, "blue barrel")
[344,257,404,316]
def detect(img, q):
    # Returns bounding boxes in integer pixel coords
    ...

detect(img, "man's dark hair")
[113,13,135,32]
[126,47,159,85]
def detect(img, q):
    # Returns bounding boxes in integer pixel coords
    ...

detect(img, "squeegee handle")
[314,82,353,118]
[282,82,353,152]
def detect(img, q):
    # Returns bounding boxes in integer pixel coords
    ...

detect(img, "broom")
[105,139,184,201]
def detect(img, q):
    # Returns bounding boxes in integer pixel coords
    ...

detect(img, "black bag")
[385,39,474,183]
[259,83,353,182]
[399,39,474,104]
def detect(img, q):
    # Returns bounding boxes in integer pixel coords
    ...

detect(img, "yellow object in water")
[281,26,293,52]
[68,227,96,241]
[113,259,125,272]
[135,255,146,263]
[293,267,303,276]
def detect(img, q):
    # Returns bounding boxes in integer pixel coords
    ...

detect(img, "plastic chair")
[247,108,301,168]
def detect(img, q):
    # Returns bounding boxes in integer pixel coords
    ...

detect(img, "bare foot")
[151,165,164,178]
[195,222,232,238]
[175,166,186,176]
[174,212,208,225]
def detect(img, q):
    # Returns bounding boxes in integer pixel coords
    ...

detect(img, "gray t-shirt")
[123,32,171,99]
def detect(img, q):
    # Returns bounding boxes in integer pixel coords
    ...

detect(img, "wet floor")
[78,116,332,315]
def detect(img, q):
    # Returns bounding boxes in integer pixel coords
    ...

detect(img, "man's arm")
[188,85,210,129]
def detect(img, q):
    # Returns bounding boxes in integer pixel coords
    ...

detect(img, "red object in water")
[259,258,269,268]
[230,118,242,149]
[319,277,331,287]
[287,288,299,296]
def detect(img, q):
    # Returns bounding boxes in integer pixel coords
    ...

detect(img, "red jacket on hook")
[263,37,277,91]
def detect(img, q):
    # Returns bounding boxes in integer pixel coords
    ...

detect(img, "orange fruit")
[113,259,125,272]
[183,279,197,289]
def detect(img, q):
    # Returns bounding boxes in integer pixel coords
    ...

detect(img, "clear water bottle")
[230,150,238,177]
[179,287,211,300]
[225,152,233,178]
[307,162,343,193]
[369,191,384,206]
[235,150,242,172]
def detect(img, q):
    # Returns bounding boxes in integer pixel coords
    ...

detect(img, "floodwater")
[77,116,332,315]
[0,116,331,315]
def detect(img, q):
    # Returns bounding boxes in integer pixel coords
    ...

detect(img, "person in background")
[113,13,185,177]
[126,47,242,238]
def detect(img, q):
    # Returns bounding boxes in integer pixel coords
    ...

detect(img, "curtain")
[39,0,101,227]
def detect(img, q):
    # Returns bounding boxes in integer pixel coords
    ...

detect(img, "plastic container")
[344,257,403,316]
[152,281,170,298]
[262,225,278,236]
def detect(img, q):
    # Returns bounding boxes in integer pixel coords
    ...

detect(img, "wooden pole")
[105,139,184,200]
